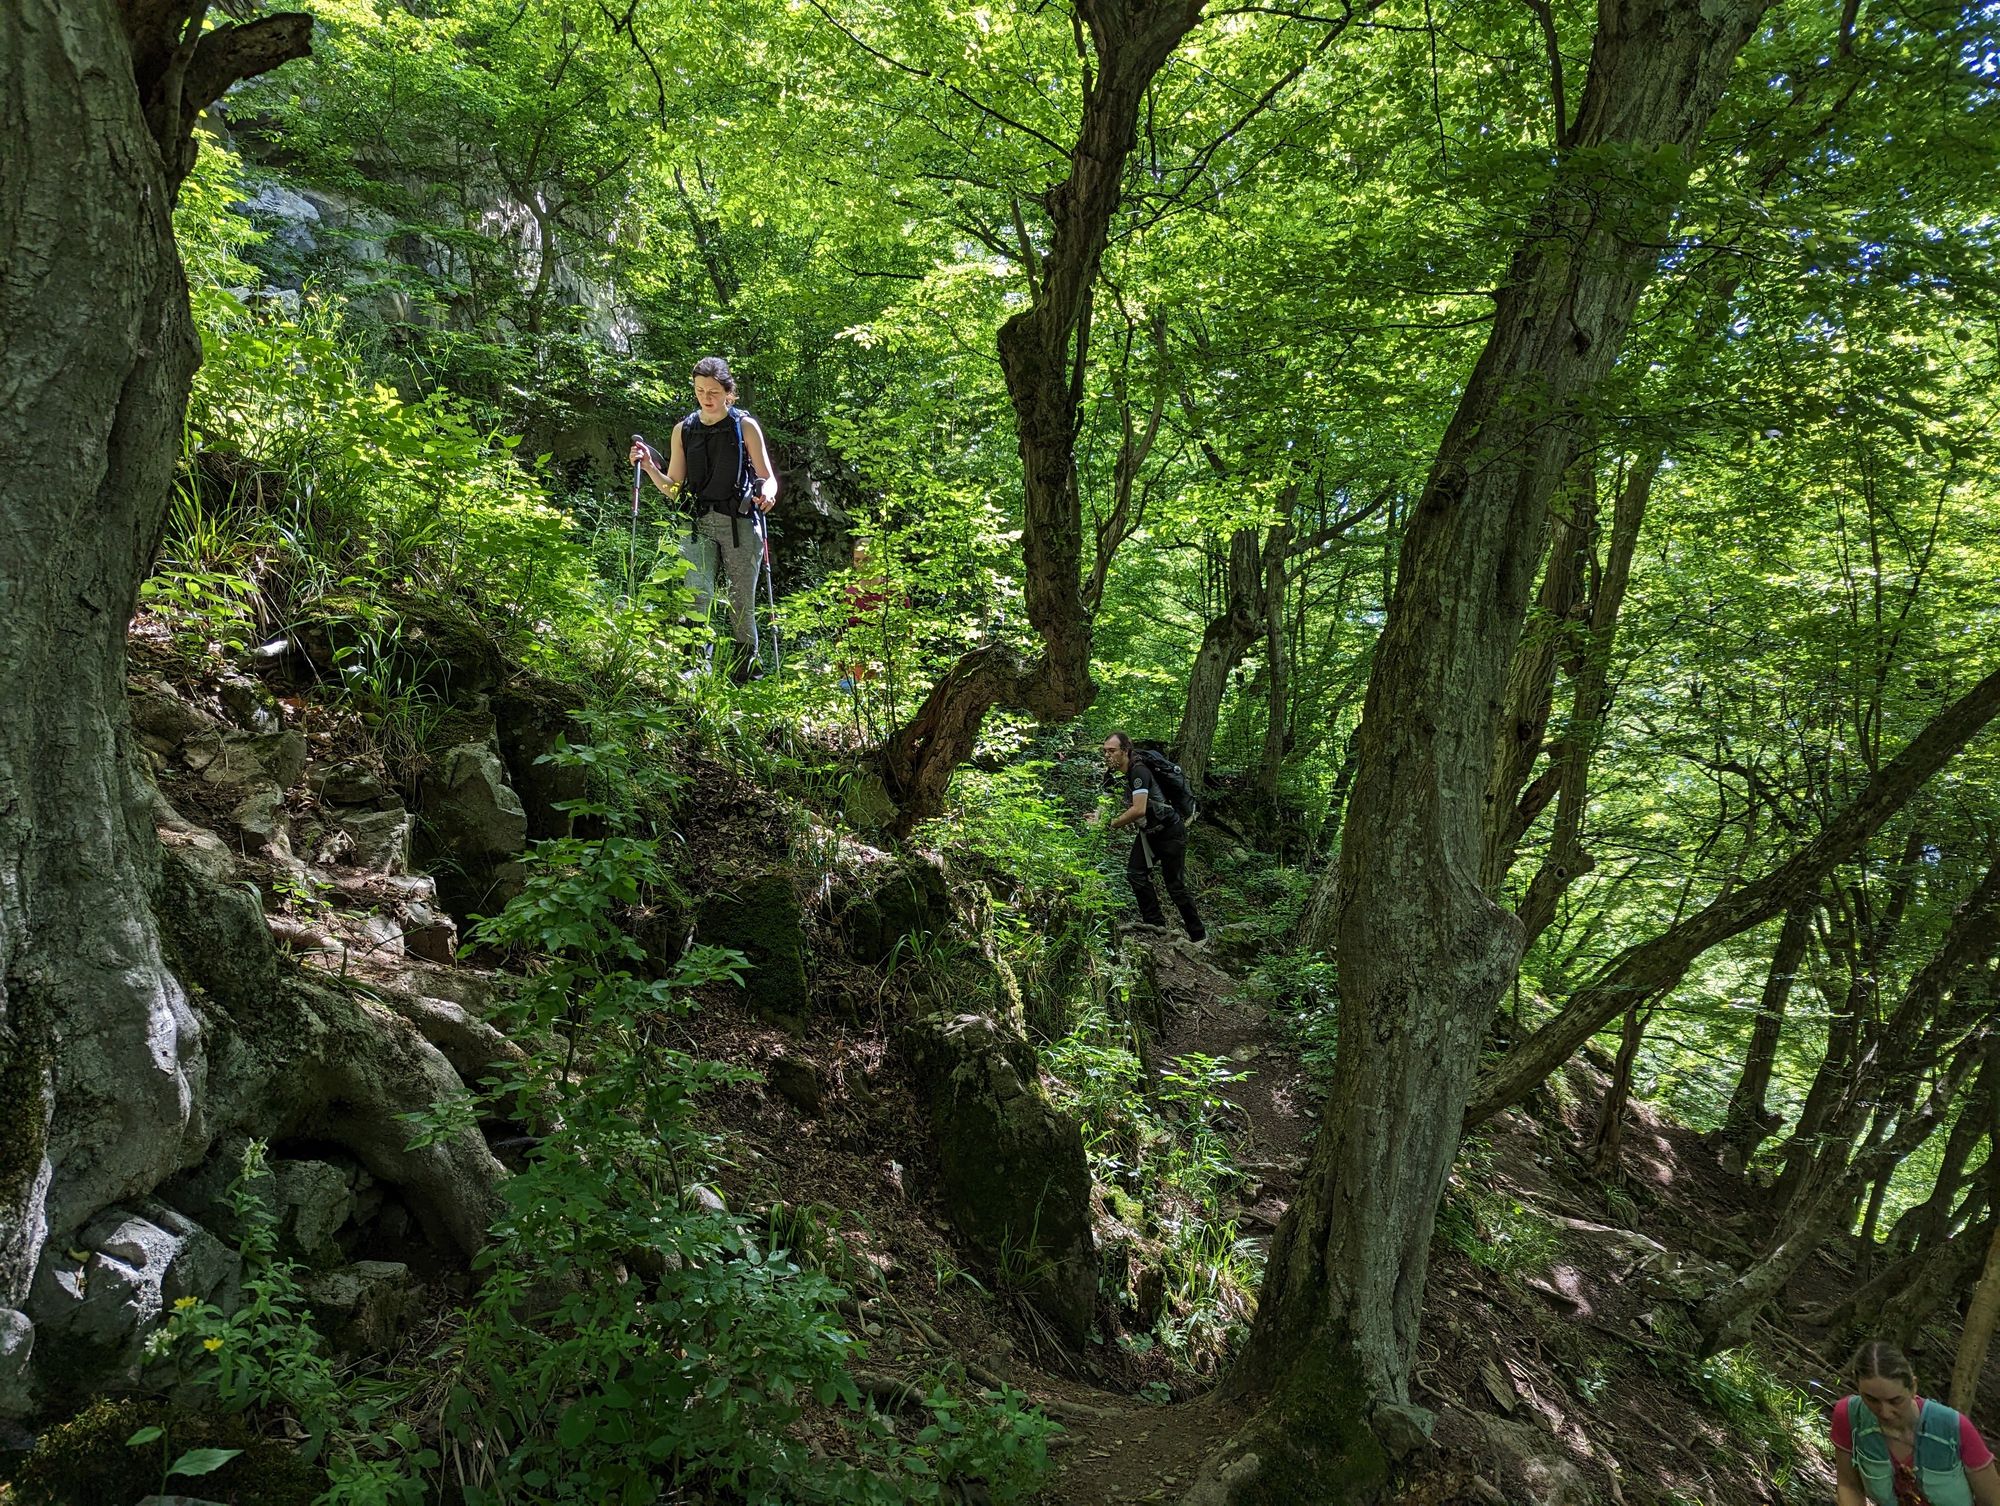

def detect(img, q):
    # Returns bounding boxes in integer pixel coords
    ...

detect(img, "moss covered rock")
[839,853,953,967]
[900,1012,1094,1338]
[696,871,810,1028]
[4,1397,321,1506]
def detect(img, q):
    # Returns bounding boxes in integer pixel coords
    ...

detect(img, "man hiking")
[1090,731,1206,943]
[630,355,777,682]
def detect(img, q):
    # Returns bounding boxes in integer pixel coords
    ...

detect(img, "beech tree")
[0,0,305,1392]
[2,3,506,1415]
[1192,0,1777,1488]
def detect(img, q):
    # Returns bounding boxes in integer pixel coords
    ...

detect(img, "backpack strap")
[681,407,756,516]
[1916,1400,1964,1471]
[731,406,760,508]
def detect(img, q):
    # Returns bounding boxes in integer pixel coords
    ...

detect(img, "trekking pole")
[627,434,646,603]
[753,507,782,676]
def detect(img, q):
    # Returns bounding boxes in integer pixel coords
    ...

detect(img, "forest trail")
[1142,935,1315,1229]
[1041,936,1315,1505]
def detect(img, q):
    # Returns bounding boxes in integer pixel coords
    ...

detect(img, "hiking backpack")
[1846,1398,1972,1506]
[680,405,755,516]
[1136,748,1198,825]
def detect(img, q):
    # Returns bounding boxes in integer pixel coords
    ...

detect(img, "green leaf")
[167,1446,244,1477]
[125,1425,165,1447]
[556,1403,595,1447]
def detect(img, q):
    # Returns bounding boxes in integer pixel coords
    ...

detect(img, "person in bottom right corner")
[1832,1340,2000,1506]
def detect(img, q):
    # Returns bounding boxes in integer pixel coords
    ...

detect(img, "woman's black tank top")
[683,409,747,509]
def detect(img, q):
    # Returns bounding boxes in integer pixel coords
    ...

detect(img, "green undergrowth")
[35,713,1057,1506]
[1043,999,1263,1379]
[1436,1140,1561,1278]
[410,710,1059,1503]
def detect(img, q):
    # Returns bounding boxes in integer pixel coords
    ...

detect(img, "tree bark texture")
[1952,1216,2000,1415]
[0,0,367,1416]
[883,0,1205,827]
[1202,0,1772,1486]
[1713,899,1815,1169]
[1466,665,2000,1129]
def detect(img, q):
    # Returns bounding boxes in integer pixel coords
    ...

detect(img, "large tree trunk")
[1,1,320,1410]
[1465,669,2000,1129]
[1712,899,1816,1170]
[882,0,1205,828]
[1191,0,1771,1489]
[1,2,211,1379]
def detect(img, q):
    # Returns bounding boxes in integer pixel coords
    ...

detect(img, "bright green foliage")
[1043,1008,1262,1375]
[126,0,2000,1471]
[1687,1350,1825,1502]
[1435,1140,1560,1279]
[420,711,1055,1504]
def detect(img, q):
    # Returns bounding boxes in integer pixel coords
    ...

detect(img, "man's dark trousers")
[1128,824,1205,940]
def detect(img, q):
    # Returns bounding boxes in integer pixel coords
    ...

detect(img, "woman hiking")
[630,356,777,683]
[1832,1341,2000,1506]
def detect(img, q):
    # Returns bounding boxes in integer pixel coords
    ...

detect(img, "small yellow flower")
[202,1337,224,1352]
[173,1296,197,1311]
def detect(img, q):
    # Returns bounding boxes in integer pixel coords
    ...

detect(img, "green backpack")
[1847,1398,1973,1506]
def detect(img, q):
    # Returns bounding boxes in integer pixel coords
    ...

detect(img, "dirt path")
[1141,937,1316,1234]
[1044,937,1318,1505]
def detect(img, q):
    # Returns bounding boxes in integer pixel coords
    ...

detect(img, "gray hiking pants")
[683,509,762,652]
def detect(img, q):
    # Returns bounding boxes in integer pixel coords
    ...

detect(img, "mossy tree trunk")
[882,0,1205,829]
[1197,0,1772,1490]
[0,0,309,1406]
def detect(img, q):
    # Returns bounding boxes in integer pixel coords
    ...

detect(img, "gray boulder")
[128,676,215,755]
[271,1160,354,1266]
[0,1307,32,1418]
[425,744,527,860]
[400,902,457,964]
[215,672,282,734]
[229,782,286,847]
[304,1259,420,1352]
[900,1013,1095,1338]
[337,805,414,874]
[185,728,306,793]
[840,853,952,967]
[26,1203,238,1396]
[310,759,391,806]
[695,871,810,1027]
